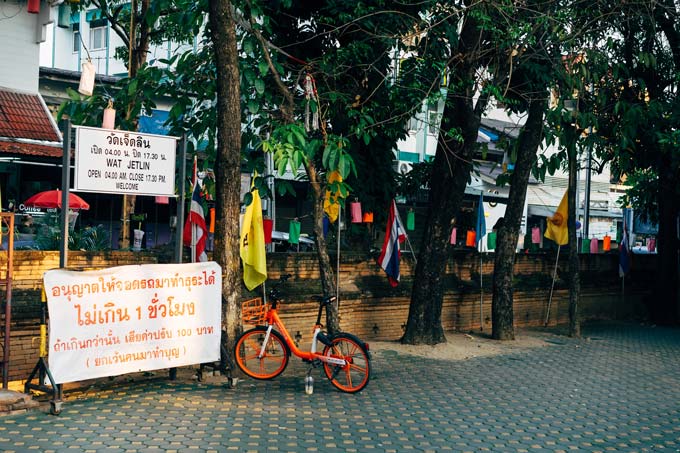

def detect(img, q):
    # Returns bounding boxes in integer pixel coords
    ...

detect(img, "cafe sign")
[74,126,177,196]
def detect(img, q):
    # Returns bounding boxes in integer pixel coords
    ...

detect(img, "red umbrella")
[23,190,90,210]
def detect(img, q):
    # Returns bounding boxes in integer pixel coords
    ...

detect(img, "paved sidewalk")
[1,322,679,452]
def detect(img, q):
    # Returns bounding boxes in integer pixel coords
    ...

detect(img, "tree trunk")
[567,137,581,338]
[653,157,680,324]
[491,99,546,340]
[306,164,339,334]
[402,93,486,345]
[208,0,243,363]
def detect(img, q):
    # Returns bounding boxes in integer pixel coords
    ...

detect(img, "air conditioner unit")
[399,162,412,174]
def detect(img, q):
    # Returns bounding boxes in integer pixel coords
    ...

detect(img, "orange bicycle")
[234,275,371,393]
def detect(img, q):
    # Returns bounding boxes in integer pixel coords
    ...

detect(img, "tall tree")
[243,0,429,333]
[572,0,680,324]
[207,0,244,368]
[490,0,564,340]
[402,1,513,344]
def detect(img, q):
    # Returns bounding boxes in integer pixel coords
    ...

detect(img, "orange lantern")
[466,230,476,247]
[362,212,373,223]
[603,235,611,251]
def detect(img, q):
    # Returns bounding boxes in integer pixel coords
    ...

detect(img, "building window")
[73,31,80,53]
[90,26,106,50]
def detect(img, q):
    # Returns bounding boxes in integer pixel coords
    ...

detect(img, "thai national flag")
[183,159,208,262]
[378,200,407,287]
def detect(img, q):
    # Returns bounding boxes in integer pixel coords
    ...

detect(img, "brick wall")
[0,250,653,383]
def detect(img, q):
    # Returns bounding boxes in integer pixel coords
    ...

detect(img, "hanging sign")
[44,262,222,384]
[74,126,177,196]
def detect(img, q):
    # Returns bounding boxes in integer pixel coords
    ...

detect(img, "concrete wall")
[0,1,44,92]
[0,250,653,384]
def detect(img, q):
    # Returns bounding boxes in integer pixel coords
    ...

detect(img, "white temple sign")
[74,126,177,196]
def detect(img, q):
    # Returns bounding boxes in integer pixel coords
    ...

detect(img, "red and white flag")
[183,157,207,262]
[378,200,407,286]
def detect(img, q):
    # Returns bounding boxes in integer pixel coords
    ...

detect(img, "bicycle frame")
[258,308,347,367]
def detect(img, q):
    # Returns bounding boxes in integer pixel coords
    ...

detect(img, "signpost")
[74,126,177,196]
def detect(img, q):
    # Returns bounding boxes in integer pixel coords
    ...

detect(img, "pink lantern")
[102,100,116,129]
[350,201,362,223]
[531,226,541,244]
[450,227,457,245]
[590,238,599,254]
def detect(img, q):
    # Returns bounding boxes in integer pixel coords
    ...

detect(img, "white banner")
[44,262,222,384]
[74,126,177,196]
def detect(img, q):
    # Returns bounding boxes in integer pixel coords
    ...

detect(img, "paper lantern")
[263,218,273,244]
[407,210,415,230]
[155,196,169,205]
[590,238,599,254]
[102,100,116,129]
[581,238,590,253]
[487,231,497,250]
[350,201,362,223]
[647,237,656,253]
[27,0,40,14]
[466,230,476,247]
[78,60,96,96]
[603,235,611,251]
[58,4,71,27]
[288,220,301,244]
[531,226,541,244]
[362,212,373,223]
[209,207,215,234]
[450,227,457,245]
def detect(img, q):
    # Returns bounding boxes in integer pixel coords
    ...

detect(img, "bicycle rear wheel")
[322,333,371,393]
[234,327,289,380]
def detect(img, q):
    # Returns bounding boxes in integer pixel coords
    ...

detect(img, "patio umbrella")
[23,190,90,210]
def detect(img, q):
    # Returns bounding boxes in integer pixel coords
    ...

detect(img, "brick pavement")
[0,322,679,452]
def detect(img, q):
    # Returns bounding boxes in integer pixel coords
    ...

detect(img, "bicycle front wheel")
[234,327,289,380]
[322,333,371,393]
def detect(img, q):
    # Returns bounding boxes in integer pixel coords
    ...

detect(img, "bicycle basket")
[241,298,269,325]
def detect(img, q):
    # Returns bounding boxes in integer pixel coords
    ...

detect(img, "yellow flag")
[323,170,343,223]
[544,190,569,246]
[240,188,267,290]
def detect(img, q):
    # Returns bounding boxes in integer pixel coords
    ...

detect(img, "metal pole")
[479,250,483,331]
[2,214,14,388]
[175,135,187,264]
[584,142,592,239]
[336,204,341,302]
[545,245,561,326]
[59,119,71,268]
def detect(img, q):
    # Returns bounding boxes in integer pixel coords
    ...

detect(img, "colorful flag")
[323,170,343,223]
[544,190,568,245]
[378,200,407,287]
[240,187,267,291]
[476,192,486,246]
[182,157,207,262]
[619,208,631,277]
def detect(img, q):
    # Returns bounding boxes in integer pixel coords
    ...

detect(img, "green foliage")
[32,224,112,252]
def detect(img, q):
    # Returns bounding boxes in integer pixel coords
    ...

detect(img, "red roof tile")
[0,140,62,158]
[0,89,61,142]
